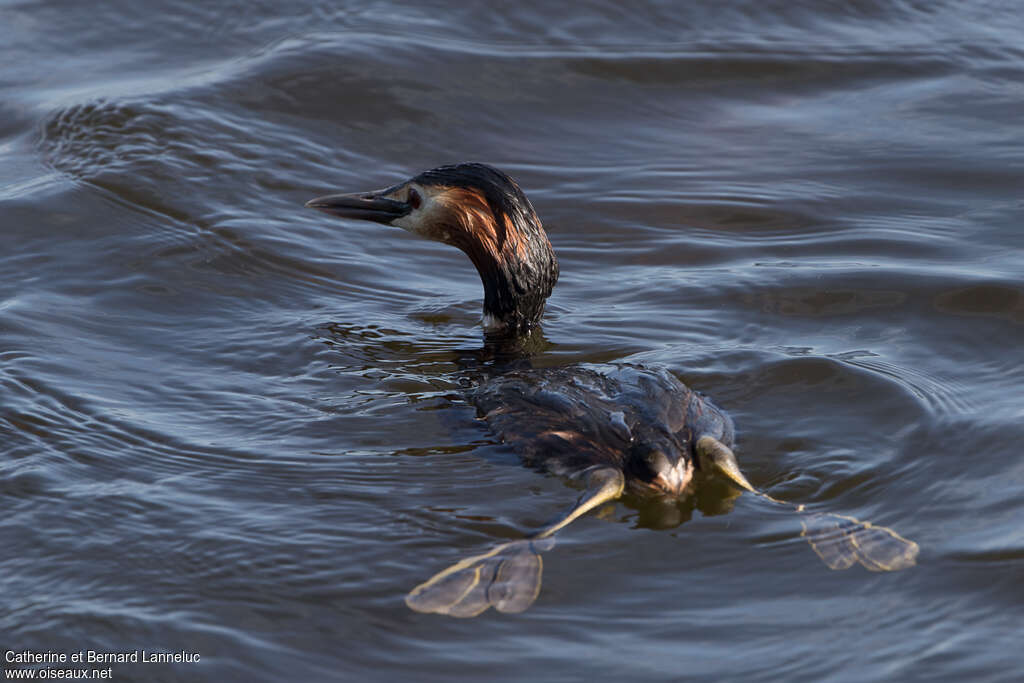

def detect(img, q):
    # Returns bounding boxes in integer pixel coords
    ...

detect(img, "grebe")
[307,163,918,617]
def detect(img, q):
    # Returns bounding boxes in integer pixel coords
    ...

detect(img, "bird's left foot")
[800,512,919,571]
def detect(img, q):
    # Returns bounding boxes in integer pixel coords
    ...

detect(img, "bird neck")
[453,216,559,337]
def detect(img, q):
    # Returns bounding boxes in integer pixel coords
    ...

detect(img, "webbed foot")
[697,435,919,572]
[407,466,624,617]
[800,512,919,571]
[405,537,552,617]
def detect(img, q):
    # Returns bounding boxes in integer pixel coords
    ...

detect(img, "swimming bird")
[306,162,918,617]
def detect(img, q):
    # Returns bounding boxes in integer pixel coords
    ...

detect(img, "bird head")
[307,163,559,335]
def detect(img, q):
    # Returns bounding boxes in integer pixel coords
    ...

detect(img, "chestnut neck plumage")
[457,205,558,337]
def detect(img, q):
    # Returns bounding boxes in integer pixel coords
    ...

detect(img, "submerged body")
[472,364,732,497]
[307,162,917,617]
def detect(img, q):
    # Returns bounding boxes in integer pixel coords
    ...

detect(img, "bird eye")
[408,188,421,209]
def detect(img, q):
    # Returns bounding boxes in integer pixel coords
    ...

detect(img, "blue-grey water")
[2,1,1022,681]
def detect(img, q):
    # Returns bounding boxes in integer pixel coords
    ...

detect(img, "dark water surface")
[2,1,1022,680]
